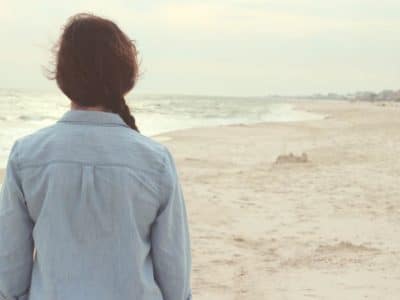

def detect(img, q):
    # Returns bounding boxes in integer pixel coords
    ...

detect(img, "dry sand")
[2,100,399,299]
[153,100,400,299]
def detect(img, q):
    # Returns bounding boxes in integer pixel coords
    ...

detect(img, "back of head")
[50,13,140,132]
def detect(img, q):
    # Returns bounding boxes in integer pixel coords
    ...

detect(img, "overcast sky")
[1,0,400,96]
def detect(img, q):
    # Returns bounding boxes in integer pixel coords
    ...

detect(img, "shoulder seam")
[11,139,21,170]
[18,159,162,176]
[158,145,173,208]
[57,121,130,128]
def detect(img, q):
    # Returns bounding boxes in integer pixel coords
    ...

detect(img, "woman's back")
[0,109,192,299]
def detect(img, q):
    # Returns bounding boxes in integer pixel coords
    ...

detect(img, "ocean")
[0,89,324,169]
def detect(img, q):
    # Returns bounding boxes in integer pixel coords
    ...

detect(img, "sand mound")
[275,152,309,164]
[280,241,380,269]
[316,241,379,254]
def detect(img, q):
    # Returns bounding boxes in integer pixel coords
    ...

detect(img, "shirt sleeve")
[151,147,192,300]
[0,140,33,300]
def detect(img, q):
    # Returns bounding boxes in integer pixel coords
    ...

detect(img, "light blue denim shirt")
[0,109,192,300]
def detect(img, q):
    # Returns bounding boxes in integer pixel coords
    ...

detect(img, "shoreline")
[150,99,337,142]
[0,100,327,181]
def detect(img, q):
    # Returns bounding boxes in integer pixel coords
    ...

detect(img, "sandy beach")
[1,100,399,299]
[153,100,400,299]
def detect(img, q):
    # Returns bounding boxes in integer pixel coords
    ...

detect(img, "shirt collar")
[57,109,129,128]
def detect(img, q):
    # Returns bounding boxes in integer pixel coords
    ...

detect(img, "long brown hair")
[49,13,140,132]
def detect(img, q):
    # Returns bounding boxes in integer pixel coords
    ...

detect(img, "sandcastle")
[275,152,309,164]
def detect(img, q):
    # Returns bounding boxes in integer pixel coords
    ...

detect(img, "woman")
[0,13,192,300]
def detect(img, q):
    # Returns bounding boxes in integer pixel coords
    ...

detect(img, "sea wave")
[0,89,324,168]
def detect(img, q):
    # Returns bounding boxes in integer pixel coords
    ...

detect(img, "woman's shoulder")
[14,124,58,152]
[127,132,174,171]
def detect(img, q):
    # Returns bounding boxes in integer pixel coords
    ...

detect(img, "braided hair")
[49,13,140,132]
[108,97,139,132]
